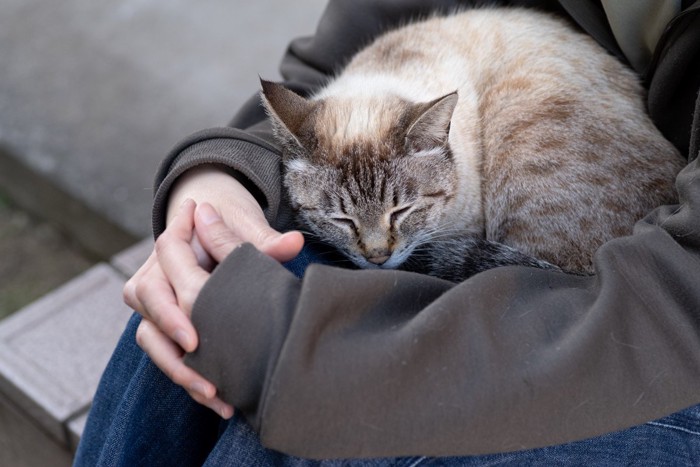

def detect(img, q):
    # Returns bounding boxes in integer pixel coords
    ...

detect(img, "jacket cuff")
[184,244,300,429]
[152,129,282,237]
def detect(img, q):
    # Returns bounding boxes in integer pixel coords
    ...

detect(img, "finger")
[156,199,210,314]
[123,250,159,313]
[194,202,244,263]
[122,235,198,351]
[190,232,216,272]
[196,202,304,263]
[191,391,235,420]
[136,319,234,419]
[258,230,305,262]
[135,266,198,352]
[123,250,196,351]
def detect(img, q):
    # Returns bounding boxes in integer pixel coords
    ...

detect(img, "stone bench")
[0,2,327,463]
[0,239,152,466]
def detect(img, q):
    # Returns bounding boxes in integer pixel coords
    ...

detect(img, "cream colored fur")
[263,8,683,273]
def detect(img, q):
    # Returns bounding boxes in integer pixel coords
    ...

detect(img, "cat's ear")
[260,79,316,155]
[406,91,458,153]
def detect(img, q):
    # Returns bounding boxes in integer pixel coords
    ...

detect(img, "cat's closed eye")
[331,216,358,232]
[269,8,683,274]
[389,205,412,226]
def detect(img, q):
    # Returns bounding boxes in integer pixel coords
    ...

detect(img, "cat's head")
[260,79,458,269]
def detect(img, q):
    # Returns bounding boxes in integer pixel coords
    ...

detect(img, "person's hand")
[123,167,304,417]
[164,166,304,263]
[125,200,235,417]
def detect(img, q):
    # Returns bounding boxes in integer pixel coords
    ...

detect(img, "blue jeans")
[75,245,700,466]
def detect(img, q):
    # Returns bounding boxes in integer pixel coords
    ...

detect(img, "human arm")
[123,167,303,417]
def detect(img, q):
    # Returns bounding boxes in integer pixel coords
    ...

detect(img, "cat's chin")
[382,247,415,270]
[349,248,413,270]
[353,261,400,271]
[349,257,382,270]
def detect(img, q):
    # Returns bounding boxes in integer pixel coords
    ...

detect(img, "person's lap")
[75,244,700,466]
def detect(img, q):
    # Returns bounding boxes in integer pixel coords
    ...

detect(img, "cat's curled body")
[262,8,683,276]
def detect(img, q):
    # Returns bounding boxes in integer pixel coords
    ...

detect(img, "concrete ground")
[0,0,327,238]
[0,194,93,319]
[0,0,327,315]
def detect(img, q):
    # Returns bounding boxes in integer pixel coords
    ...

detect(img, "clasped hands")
[122,166,304,418]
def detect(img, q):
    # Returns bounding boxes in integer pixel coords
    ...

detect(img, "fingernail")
[219,404,233,419]
[197,203,221,226]
[191,381,209,398]
[174,328,191,350]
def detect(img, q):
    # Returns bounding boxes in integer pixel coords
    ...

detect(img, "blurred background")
[0,0,326,464]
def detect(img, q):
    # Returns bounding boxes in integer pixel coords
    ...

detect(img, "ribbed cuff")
[152,129,283,237]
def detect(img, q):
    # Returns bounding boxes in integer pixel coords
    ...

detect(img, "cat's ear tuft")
[406,91,458,153]
[260,79,316,154]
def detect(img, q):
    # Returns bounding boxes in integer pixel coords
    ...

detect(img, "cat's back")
[326,8,684,274]
[342,8,625,96]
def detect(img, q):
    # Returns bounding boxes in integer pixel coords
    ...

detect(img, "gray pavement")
[0,257,138,463]
[0,0,327,237]
[0,234,154,464]
[0,2,328,462]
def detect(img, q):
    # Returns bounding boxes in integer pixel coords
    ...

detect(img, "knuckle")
[209,228,235,251]
[255,228,276,247]
[154,232,172,256]
[179,284,199,314]
[133,280,148,304]
[148,307,164,330]
[122,280,136,307]
[169,366,189,385]
[135,322,149,348]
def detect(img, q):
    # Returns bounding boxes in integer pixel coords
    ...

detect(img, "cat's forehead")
[311,95,410,163]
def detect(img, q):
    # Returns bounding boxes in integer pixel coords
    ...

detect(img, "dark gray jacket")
[153,0,700,459]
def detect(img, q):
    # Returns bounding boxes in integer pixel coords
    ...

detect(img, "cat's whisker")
[296,229,317,237]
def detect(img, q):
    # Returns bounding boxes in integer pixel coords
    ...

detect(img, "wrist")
[167,165,260,225]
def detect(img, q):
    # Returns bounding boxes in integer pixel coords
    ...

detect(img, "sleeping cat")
[261,8,683,278]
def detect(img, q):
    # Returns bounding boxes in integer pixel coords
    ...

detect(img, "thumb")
[195,202,304,263]
[257,229,305,263]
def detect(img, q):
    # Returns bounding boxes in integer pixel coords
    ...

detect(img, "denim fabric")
[75,245,700,466]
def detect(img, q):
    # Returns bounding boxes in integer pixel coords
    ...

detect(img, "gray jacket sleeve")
[151,127,286,233]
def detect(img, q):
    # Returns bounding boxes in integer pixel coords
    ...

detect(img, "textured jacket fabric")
[153,0,700,459]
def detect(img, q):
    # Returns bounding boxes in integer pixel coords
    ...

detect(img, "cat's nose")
[367,254,390,265]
